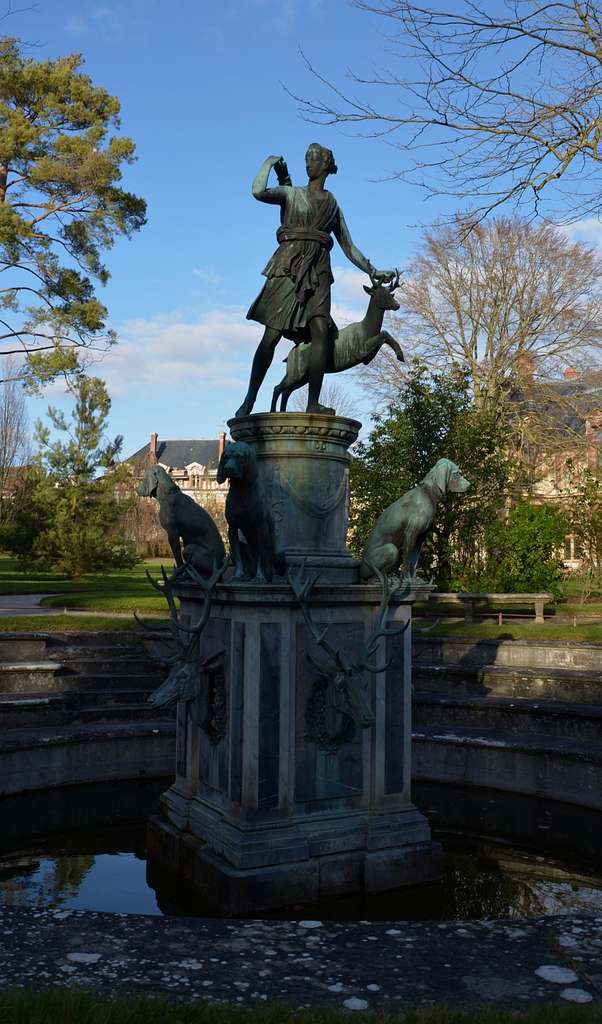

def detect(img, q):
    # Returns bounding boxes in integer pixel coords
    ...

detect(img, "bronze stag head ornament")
[288,560,409,750]
[136,558,228,711]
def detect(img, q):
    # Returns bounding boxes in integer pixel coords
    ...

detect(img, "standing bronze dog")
[360,458,470,581]
[217,441,285,583]
[138,464,225,576]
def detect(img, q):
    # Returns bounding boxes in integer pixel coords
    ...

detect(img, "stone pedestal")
[147,414,442,914]
[229,412,361,583]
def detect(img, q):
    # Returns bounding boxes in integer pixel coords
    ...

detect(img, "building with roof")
[516,367,602,568]
[126,431,228,504]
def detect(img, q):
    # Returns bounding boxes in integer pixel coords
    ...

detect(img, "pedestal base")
[147,811,443,916]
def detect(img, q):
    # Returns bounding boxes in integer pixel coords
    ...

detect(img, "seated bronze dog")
[138,464,225,576]
[360,458,470,581]
[217,440,285,583]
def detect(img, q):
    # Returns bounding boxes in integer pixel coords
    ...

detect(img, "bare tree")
[291,380,360,419]
[363,215,602,453]
[0,357,29,523]
[298,1,602,222]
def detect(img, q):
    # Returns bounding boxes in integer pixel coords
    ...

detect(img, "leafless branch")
[294,1,602,221]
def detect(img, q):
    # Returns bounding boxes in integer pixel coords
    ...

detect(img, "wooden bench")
[425,592,553,624]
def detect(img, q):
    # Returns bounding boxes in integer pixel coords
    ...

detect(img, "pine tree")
[8,374,137,576]
[0,37,146,387]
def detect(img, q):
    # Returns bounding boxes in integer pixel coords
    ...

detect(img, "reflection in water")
[0,852,160,915]
[431,861,602,920]
[1,829,602,920]
[0,854,94,910]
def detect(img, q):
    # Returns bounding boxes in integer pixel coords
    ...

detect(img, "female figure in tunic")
[236,143,393,417]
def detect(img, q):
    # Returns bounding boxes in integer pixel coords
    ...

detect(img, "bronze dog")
[217,441,285,583]
[360,458,470,581]
[138,464,225,576]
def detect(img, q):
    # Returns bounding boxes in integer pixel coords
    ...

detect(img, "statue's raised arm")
[251,154,291,204]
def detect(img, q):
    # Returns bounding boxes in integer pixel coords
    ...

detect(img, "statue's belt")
[277,227,333,250]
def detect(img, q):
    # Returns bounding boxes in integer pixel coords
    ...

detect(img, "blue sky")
[13,0,601,455]
[13,0,436,453]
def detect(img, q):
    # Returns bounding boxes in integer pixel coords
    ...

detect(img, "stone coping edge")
[0,905,600,1009]
[413,636,602,649]
[0,720,175,754]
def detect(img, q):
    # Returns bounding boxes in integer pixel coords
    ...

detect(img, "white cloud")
[332,265,371,306]
[192,267,224,286]
[64,15,87,35]
[331,265,374,328]
[64,4,126,37]
[249,0,323,31]
[560,218,602,248]
[98,306,261,397]
[75,270,372,406]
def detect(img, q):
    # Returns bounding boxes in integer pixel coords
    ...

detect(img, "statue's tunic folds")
[247,185,341,344]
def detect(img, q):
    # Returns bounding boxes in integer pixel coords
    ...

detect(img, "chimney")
[586,414,602,470]
[563,366,578,380]
[517,350,535,384]
[149,432,158,463]
[218,431,226,461]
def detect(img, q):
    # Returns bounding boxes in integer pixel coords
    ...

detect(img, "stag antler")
[135,557,228,657]
[354,563,409,674]
[389,268,401,291]
[288,560,408,679]
[287,561,346,673]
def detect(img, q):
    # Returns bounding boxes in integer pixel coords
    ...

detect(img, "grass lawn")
[0,555,170,613]
[0,555,600,641]
[0,990,600,1024]
[554,602,602,618]
[0,614,164,632]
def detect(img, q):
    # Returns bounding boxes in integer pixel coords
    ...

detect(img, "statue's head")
[305,143,337,181]
[423,459,471,498]
[137,463,175,498]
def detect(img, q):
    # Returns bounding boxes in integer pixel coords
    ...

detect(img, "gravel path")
[0,594,62,617]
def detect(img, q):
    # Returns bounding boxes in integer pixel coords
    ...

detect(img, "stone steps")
[56,656,167,676]
[413,636,602,673]
[72,687,160,706]
[0,631,168,733]
[413,694,602,741]
[55,671,165,692]
[412,725,602,810]
[76,703,171,723]
[0,690,170,728]
[413,662,602,703]
[0,693,74,728]
[0,662,63,693]
[0,638,48,660]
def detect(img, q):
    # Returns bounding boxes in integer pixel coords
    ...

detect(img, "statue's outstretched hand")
[370,268,397,286]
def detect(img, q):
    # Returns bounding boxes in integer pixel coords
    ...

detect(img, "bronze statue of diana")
[235,143,394,418]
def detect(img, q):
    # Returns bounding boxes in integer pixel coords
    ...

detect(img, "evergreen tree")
[8,373,137,576]
[482,501,567,597]
[0,38,146,388]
